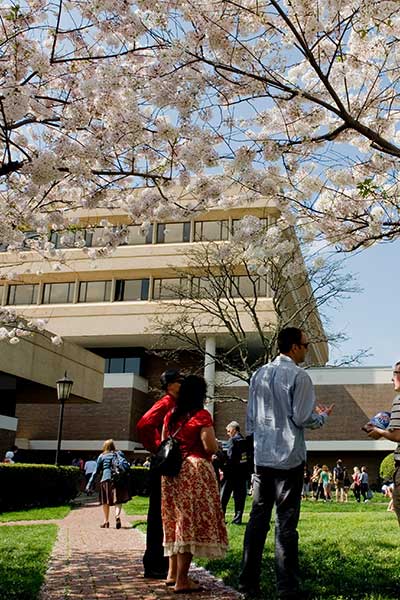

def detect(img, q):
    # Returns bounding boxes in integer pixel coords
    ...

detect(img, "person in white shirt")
[84,458,97,493]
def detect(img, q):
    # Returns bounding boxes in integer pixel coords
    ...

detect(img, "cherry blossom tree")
[1,0,400,259]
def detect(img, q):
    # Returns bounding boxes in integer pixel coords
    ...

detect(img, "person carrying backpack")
[333,459,345,503]
[86,439,132,529]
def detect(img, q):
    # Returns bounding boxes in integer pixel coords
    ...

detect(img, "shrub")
[0,464,81,511]
[380,453,395,482]
[131,466,150,496]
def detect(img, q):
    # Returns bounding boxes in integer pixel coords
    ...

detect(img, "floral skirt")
[161,456,228,559]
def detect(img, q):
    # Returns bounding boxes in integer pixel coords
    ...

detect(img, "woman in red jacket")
[161,375,228,593]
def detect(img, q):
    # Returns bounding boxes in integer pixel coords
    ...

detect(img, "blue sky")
[325,239,400,367]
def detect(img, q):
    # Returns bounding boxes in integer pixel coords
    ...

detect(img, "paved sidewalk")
[38,498,242,600]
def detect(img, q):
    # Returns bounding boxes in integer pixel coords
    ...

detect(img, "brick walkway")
[37,497,243,600]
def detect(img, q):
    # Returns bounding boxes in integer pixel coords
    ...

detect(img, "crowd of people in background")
[302,461,375,503]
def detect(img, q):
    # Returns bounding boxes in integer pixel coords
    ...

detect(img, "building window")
[191,276,224,299]
[231,275,268,298]
[7,284,38,305]
[105,357,142,374]
[42,282,75,304]
[114,279,149,301]
[126,224,153,245]
[152,278,187,300]
[50,229,92,249]
[156,222,191,244]
[194,220,229,241]
[78,281,112,302]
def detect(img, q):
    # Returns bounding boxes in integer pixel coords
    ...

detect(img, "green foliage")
[380,453,395,482]
[0,464,81,511]
[0,524,57,600]
[0,505,71,522]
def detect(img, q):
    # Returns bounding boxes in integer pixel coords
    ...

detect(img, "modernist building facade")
[0,200,395,481]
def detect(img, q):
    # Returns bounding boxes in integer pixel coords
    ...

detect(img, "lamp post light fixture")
[55,371,73,466]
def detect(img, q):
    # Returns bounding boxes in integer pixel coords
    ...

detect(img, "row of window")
[6,218,267,252]
[2,275,270,305]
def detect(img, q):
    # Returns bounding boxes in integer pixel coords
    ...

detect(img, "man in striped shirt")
[367,361,400,524]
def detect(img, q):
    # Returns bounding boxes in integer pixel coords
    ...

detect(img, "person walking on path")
[367,361,400,524]
[136,369,183,579]
[162,375,228,593]
[86,439,131,529]
[220,421,249,525]
[238,327,334,600]
[84,457,97,494]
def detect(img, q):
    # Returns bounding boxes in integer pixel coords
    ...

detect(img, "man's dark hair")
[277,327,303,353]
[160,369,182,391]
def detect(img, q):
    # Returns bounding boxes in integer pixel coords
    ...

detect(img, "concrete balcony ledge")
[104,373,148,393]
[0,415,18,432]
[306,440,396,451]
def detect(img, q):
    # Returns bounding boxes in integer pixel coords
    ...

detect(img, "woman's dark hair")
[277,327,303,353]
[168,375,207,431]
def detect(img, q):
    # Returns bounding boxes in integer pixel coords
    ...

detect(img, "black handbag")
[152,420,187,477]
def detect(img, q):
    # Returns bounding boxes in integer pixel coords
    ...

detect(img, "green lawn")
[124,495,152,515]
[0,505,71,522]
[0,524,58,600]
[127,494,400,599]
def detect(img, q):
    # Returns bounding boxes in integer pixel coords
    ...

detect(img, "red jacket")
[136,393,176,454]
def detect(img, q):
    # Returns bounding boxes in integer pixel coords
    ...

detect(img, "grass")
[0,524,58,600]
[128,494,400,599]
[124,495,152,515]
[0,505,71,522]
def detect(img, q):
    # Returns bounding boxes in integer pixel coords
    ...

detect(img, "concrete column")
[204,336,216,416]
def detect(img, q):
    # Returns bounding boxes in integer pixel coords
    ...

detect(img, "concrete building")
[0,200,395,481]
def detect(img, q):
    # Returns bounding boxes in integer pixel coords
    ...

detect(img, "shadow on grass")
[199,538,400,600]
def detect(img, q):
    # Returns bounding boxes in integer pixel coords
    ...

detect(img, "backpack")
[334,465,344,482]
[110,451,130,483]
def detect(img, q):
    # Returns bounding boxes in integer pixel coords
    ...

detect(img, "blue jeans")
[239,463,303,598]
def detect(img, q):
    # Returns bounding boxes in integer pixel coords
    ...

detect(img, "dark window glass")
[114,279,149,301]
[125,357,141,373]
[194,220,229,241]
[156,223,190,244]
[78,281,112,302]
[105,357,142,374]
[152,278,187,300]
[126,224,153,245]
[108,358,125,373]
[42,282,75,304]
[7,284,38,305]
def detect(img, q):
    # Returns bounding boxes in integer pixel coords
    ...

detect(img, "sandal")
[100,522,109,528]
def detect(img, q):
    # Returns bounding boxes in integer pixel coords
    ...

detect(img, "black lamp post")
[55,371,73,466]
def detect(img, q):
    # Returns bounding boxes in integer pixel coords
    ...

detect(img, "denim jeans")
[239,463,303,598]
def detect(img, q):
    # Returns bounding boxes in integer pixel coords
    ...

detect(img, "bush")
[0,464,81,511]
[131,466,150,496]
[380,453,395,482]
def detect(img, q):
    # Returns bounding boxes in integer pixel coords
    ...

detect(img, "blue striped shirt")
[246,355,328,470]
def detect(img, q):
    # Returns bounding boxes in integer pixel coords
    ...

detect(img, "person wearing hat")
[136,369,184,579]
[220,421,249,525]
